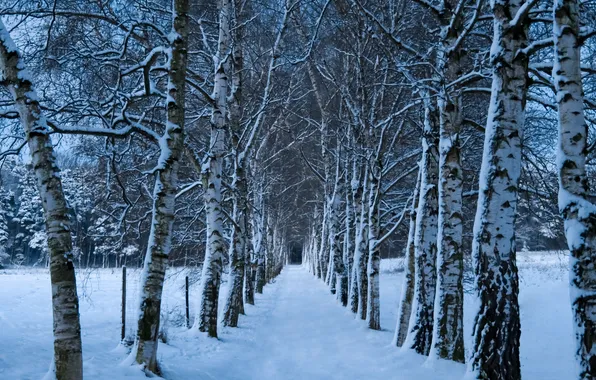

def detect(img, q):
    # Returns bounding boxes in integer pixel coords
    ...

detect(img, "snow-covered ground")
[0,251,573,379]
[380,250,575,379]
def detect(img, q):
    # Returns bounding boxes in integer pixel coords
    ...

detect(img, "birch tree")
[348,160,363,313]
[429,0,482,362]
[223,0,291,325]
[222,0,247,328]
[393,170,421,347]
[0,20,83,380]
[367,151,382,330]
[356,168,370,320]
[330,164,348,305]
[468,0,531,376]
[132,0,189,371]
[195,0,231,338]
[405,99,439,355]
[553,0,596,376]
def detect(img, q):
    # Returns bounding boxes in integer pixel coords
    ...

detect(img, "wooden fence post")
[185,275,190,328]
[121,265,126,342]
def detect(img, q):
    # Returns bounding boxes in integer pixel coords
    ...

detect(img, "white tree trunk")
[266,218,276,282]
[366,158,381,330]
[244,231,255,305]
[311,223,321,278]
[468,0,529,376]
[348,162,362,313]
[222,169,247,327]
[132,0,189,370]
[405,99,439,356]
[0,21,83,380]
[321,200,332,284]
[222,10,246,327]
[251,192,267,294]
[195,0,231,338]
[393,170,421,347]
[255,212,267,293]
[328,252,336,293]
[430,11,465,362]
[330,171,348,306]
[344,163,355,300]
[553,0,596,377]
[356,167,370,320]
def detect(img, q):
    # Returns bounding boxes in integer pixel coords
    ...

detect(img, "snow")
[0,22,18,53]
[0,253,574,379]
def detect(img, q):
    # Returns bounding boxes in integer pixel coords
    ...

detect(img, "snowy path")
[160,265,462,380]
[0,257,576,379]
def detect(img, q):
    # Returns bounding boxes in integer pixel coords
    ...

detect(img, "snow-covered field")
[0,251,573,379]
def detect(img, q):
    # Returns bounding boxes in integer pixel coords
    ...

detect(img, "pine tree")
[13,167,45,265]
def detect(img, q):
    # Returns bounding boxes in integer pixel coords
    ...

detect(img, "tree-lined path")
[0,259,576,380]
[1,0,595,378]
[160,266,462,380]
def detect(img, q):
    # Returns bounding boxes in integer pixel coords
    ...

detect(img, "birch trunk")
[367,158,381,330]
[468,0,528,376]
[244,201,257,305]
[310,228,319,276]
[244,260,255,304]
[266,222,275,283]
[349,165,363,313]
[344,165,355,299]
[430,12,465,362]
[328,256,336,293]
[553,0,596,377]
[302,40,332,283]
[256,248,266,293]
[251,191,266,294]
[195,0,231,338]
[431,132,464,361]
[132,0,189,370]
[331,174,348,306]
[0,21,83,380]
[222,171,246,327]
[393,170,421,347]
[313,229,321,278]
[309,224,319,277]
[222,12,246,327]
[405,100,439,356]
[356,167,370,320]
[317,206,326,279]
[320,202,330,283]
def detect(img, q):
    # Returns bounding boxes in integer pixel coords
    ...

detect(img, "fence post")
[121,265,126,342]
[185,275,190,328]
[185,276,190,329]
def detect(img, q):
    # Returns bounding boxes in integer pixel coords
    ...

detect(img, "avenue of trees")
[0,0,595,379]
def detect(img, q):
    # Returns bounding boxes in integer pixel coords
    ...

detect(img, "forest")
[0,0,594,379]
